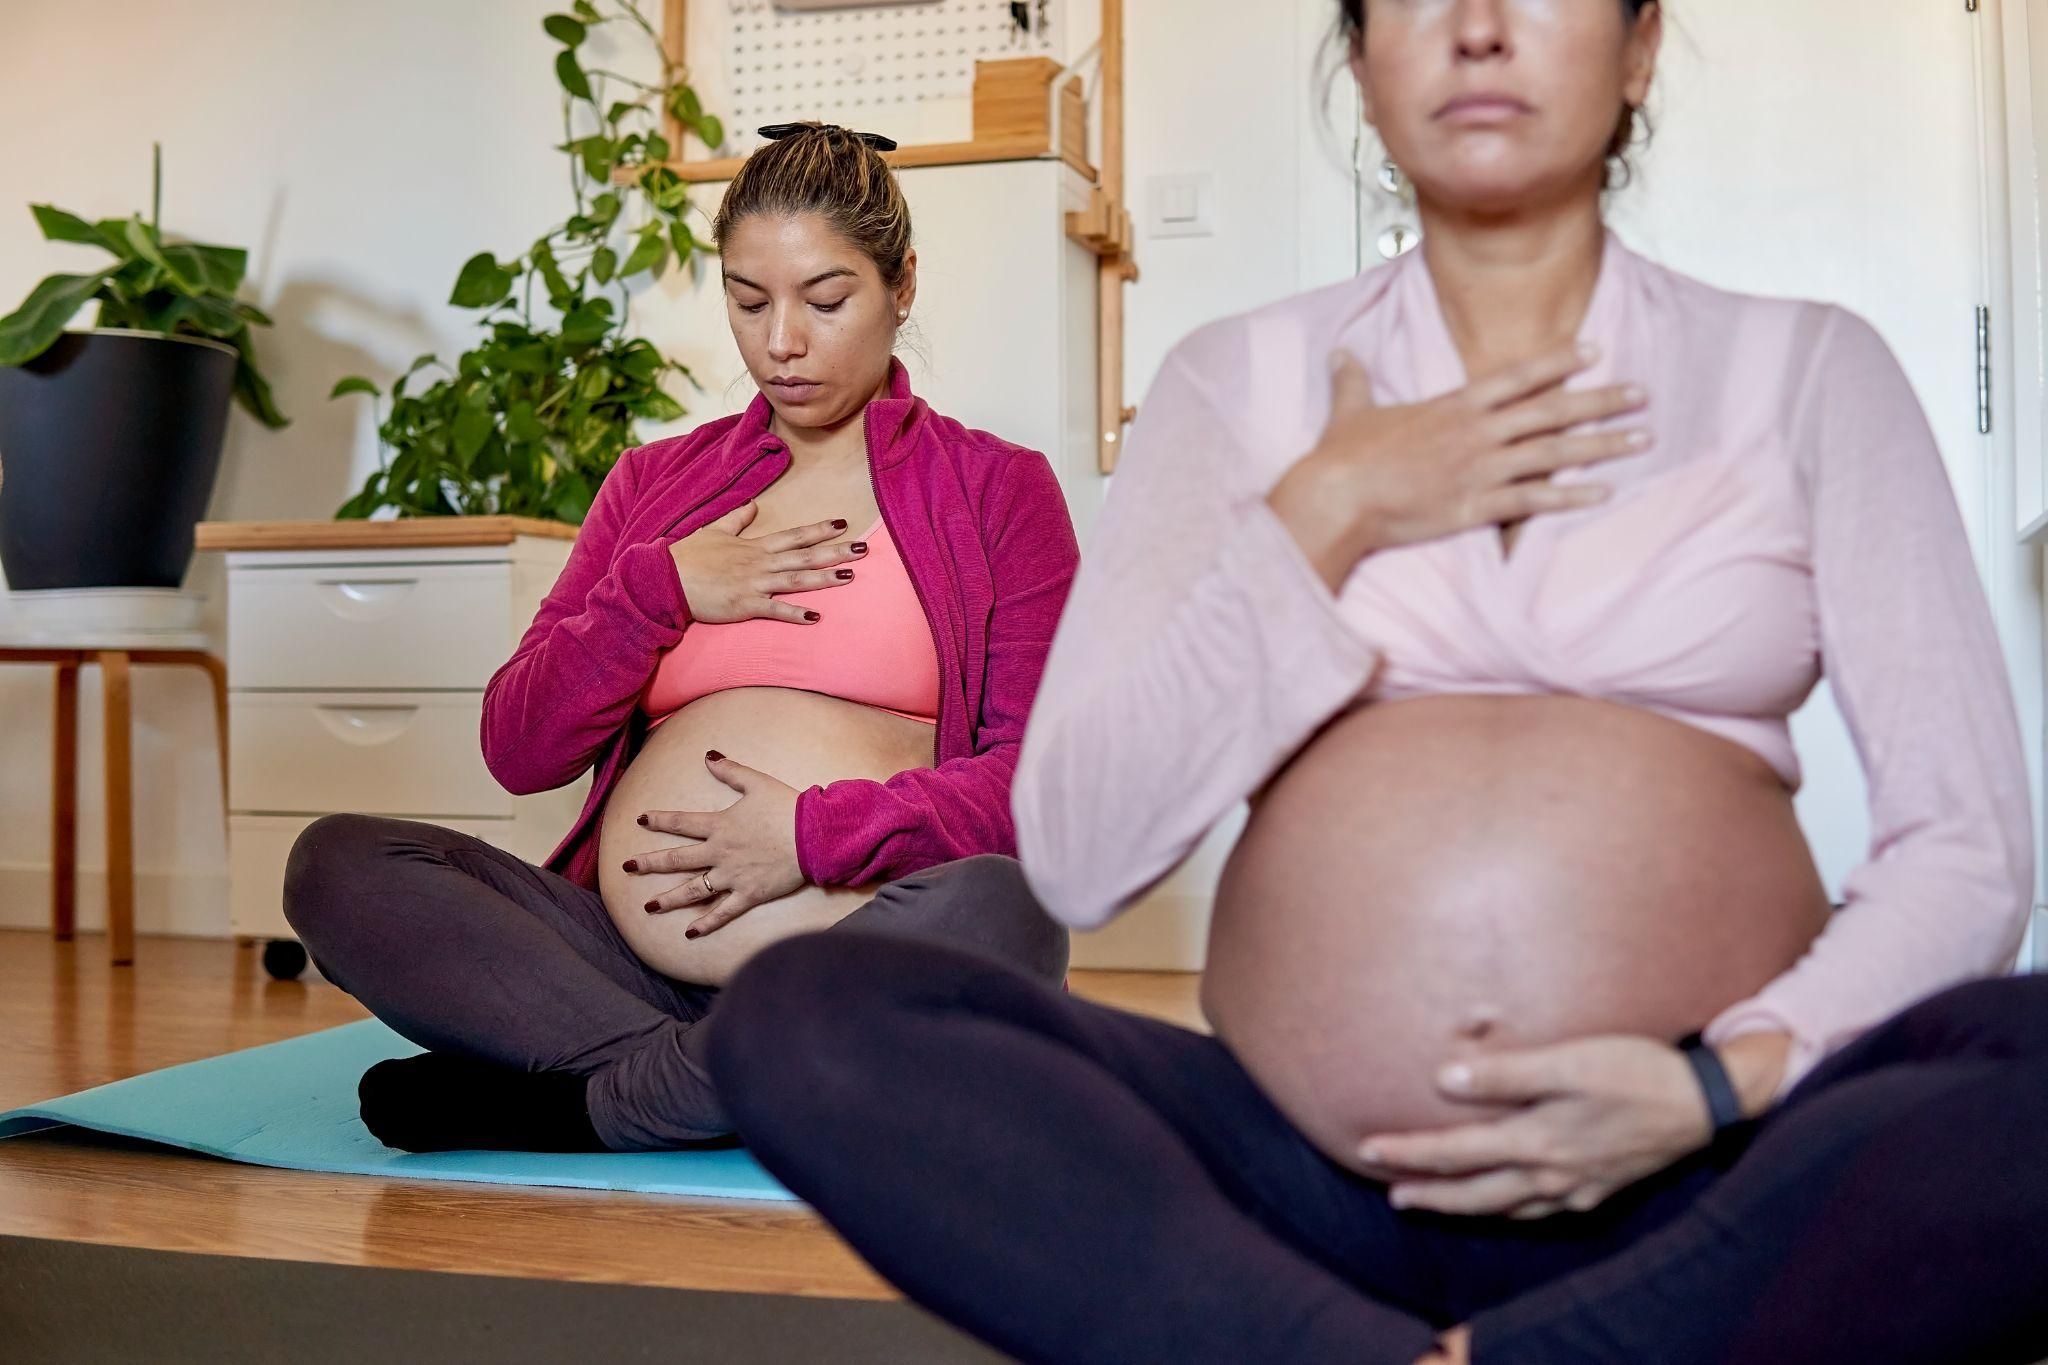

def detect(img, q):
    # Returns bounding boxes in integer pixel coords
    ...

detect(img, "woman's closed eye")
[736,300,846,314]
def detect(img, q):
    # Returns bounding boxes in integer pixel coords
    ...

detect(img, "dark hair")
[1338,0,1659,190]
[710,121,913,290]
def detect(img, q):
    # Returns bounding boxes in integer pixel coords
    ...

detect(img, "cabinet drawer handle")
[313,704,419,746]
[314,578,419,621]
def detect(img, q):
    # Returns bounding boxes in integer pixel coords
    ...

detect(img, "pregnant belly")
[599,688,936,986]
[1201,694,1830,1168]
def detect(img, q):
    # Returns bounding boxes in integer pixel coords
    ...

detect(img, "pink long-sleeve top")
[482,357,1081,892]
[1012,229,2034,1101]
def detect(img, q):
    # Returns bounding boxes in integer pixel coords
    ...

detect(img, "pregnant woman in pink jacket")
[282,122,1079,1154]
[705,6,2048,1363]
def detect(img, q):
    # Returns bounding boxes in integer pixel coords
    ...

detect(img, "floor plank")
[0,929,1203,1299]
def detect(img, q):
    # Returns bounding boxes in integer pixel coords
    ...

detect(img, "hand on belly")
[623,750,807,934]
[599,688,936,986]
[1356,1031,1719,1219]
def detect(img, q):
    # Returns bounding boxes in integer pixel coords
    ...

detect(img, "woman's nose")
[767,309,806,360]
[1450,0,1510,61]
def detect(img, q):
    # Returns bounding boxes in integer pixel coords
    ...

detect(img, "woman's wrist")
[1267,455,1381,592]
[1709,1031,1793,1118]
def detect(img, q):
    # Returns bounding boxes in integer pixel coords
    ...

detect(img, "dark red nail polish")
[832,519,848,530]
[685,928,702,940]
[835,569,854,580]
[706,749,724,762]
[622,859,639,873]
[636,815,648,827]
[644,901,660,913]
[850,541,868,555]
[804,610,821,622]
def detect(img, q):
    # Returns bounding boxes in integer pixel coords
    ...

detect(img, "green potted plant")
[0,144,287,591]
[333,0,720,525]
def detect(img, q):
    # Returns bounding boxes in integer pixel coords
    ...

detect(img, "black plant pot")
[0,328,237,590]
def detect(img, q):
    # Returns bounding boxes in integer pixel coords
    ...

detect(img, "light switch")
[1147,173,1215,239]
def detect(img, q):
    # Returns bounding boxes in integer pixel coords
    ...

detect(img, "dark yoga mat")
[0,1234,1005,1365]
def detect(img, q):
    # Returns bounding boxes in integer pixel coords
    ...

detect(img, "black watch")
[1677,1031,1747,1135]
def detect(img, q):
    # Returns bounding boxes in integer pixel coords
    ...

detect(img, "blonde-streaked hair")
[711,122,913,290]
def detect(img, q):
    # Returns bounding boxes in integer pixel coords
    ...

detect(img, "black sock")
[357,1051,608,1153]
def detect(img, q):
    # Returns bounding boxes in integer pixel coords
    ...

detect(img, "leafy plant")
[333,0,722,524]
[0,143,288,429]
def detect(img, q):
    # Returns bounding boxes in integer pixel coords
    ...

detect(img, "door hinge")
[1977,304,1993,435]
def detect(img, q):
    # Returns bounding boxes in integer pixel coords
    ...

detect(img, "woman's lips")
[768,380,822,402]
[1437,95,1532,125]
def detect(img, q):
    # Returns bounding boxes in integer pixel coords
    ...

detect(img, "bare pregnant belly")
[1201,694,1830,1168]
[599,688,936,986]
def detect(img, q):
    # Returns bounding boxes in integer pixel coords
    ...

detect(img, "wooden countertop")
[195,518,578,552]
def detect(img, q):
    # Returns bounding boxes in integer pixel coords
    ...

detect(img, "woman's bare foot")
[1413,1324,1472,1364]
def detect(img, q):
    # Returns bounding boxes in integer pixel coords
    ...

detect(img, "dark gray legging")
[279,813,1068,1151]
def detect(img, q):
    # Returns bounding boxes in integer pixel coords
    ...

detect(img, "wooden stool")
[0,647,228,966]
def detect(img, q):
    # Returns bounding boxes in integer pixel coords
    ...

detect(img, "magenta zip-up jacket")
[481,357,1081,892]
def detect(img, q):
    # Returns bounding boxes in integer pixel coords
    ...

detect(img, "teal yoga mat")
[0,1019,797,1201]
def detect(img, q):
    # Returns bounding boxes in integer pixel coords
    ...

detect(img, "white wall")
[0,0,599,932]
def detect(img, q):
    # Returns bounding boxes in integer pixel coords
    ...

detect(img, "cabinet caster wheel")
[262,939,309,981]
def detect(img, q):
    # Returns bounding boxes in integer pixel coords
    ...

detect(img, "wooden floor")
[0,928,1203,1301]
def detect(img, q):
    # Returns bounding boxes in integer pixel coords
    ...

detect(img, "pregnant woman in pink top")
[706,5,2048,1363]
[281,122,1079,1153]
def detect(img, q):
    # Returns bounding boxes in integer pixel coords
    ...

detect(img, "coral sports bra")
[640,513,942,726]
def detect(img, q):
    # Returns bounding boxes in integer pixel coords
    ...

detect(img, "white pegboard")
[721,0,1064,154]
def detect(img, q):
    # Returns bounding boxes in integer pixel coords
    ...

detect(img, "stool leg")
[52,660,78,941]
[197,653,229,832]
[100,650,134,967]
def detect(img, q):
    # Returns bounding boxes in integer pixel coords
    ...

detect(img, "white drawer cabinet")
[229,692,508,817]
[226,561,517,689]
[203,523,592,949]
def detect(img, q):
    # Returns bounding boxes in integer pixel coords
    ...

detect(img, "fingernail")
[622,859,639,873]
[804,610,820,622]
[835,569,854,580]
[1389,1189,1412,1209]
[1623,383,1647,403]
[1577,340,1600,362]
[850,542,868,555]
[1627,429,1652,449]
[643,901,660,913]
[831,519,847,530]
[706,749,724,762]
[684,928,701,940]
[1360,1142,1386,1164]
[636,814,648,827]
[1440,1064,1472,1093]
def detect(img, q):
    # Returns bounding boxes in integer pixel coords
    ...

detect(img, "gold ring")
[700,872,715,899]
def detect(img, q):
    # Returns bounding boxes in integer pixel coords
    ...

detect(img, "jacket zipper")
[865,406,951,754]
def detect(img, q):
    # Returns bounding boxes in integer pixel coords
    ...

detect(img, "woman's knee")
[281,813,407,939]
[852,854,1070,982]
[706,934,907,1122]
[1894,972,2048,1058]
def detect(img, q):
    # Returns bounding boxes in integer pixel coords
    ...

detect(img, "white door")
[1294,0,2042,958]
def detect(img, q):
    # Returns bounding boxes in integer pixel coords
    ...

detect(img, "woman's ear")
[1622,3,1664,109]
[895,249,918,321]
[1349,44,1378,127]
